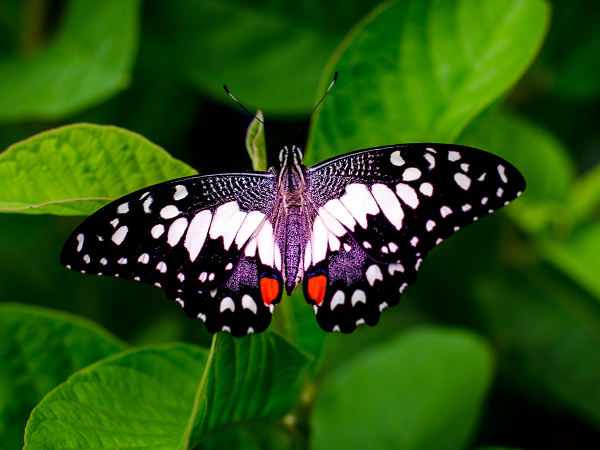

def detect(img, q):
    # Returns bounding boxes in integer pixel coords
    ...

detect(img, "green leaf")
[567,162,600,224]
[310,327,494,450]
[245,110,267,171]
[24,343,207,450]
[0,124,197,215]
[183,332,311,449]
[24,332,311,449]
[554,31,600,101]
[458,108,575,233]
[307,0,550,164]
[0,0,141,121]
[473,267,600,430]
[146,0,381,116]
[541,222,600,303]
[0,303,126,450]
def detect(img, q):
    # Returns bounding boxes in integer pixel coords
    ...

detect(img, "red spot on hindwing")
[260,276,279,305]
[307,274,327,306]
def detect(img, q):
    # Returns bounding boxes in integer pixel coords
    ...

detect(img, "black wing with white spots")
[61,172,282,335]
[302,144,525,332]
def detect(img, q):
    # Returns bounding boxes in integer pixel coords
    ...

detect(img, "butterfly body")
[62,143,525,337]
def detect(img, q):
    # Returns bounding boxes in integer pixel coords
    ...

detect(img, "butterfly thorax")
[276,146,310,295]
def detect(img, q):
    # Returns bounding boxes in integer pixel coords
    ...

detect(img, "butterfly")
[61,143,525,337]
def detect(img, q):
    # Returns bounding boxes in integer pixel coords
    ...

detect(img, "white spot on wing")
[220,297,235,312]
[454,173,471,190]
[83,254,90,264]
[379,302,389,312]
[110,218,119,228]
[426,220,436,231]
[481,197,488,205]
[235,211,265,249]
[390,150,405,166]
[366,265,383,286]
[118,257,127,265]
[340,183,380,229]
[410,236,419,247]
[388,263,404,275]
[178,273,185,282]
[117,202,129,214]
[498,165,508,183]
[396,183,419,209]
[242,294,257,314]
[138,253,149,264]
[225,262,233,270]
[351,290,366,306]
[389,242,398,252]
[311,217,328,265]
[210,202,247,251]
[356,319,366,326]
[462,204,472,212]
[419,182,433,197]
[257,221,275,267]
[111,226,128,245]
[174,185,188,200]
[331,291,345,310]
[156,261,167,273]
[168,217,188,247]
[76,234,84,252]
[323,199,356,231]
[440,206,452,218]
[497,187,504,197]
[199,272,207,282]
[143,196,153,213]
[151,224,165,239]
[318,207,347,237]
[371,184,404,230]
[160,205,180,219]
[185,210,212,262]
[245,237,257,258]
[363,241,372,249]
[328,234,340,252]
[100,258,107,265]
[424,153,435,170]
[402,167,421,181]
[448,151,461,161]
[303,242,311,271]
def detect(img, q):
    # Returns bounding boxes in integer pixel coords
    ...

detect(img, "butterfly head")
[278,145,304,167]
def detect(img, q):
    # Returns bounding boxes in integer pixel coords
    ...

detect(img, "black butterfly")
[61,143,525,337]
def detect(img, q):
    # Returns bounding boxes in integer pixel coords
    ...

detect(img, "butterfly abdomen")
[282,210,305,295]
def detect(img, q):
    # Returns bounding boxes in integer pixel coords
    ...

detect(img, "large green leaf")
[183,332,311,449]
[541,222,600,303]
[307,0,550,164]
[310,327,494,450]
[0,304,126,450]
[24,343,206,450]
[24,332,311,449]
[474,267,600,430]
[0,0,141,121]
[458,108,575,233]
[146,0,380,116]
[0,124,197,215]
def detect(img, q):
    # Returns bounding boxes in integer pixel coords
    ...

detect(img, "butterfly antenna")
[223,85,285,143]
[291,71,338,143]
